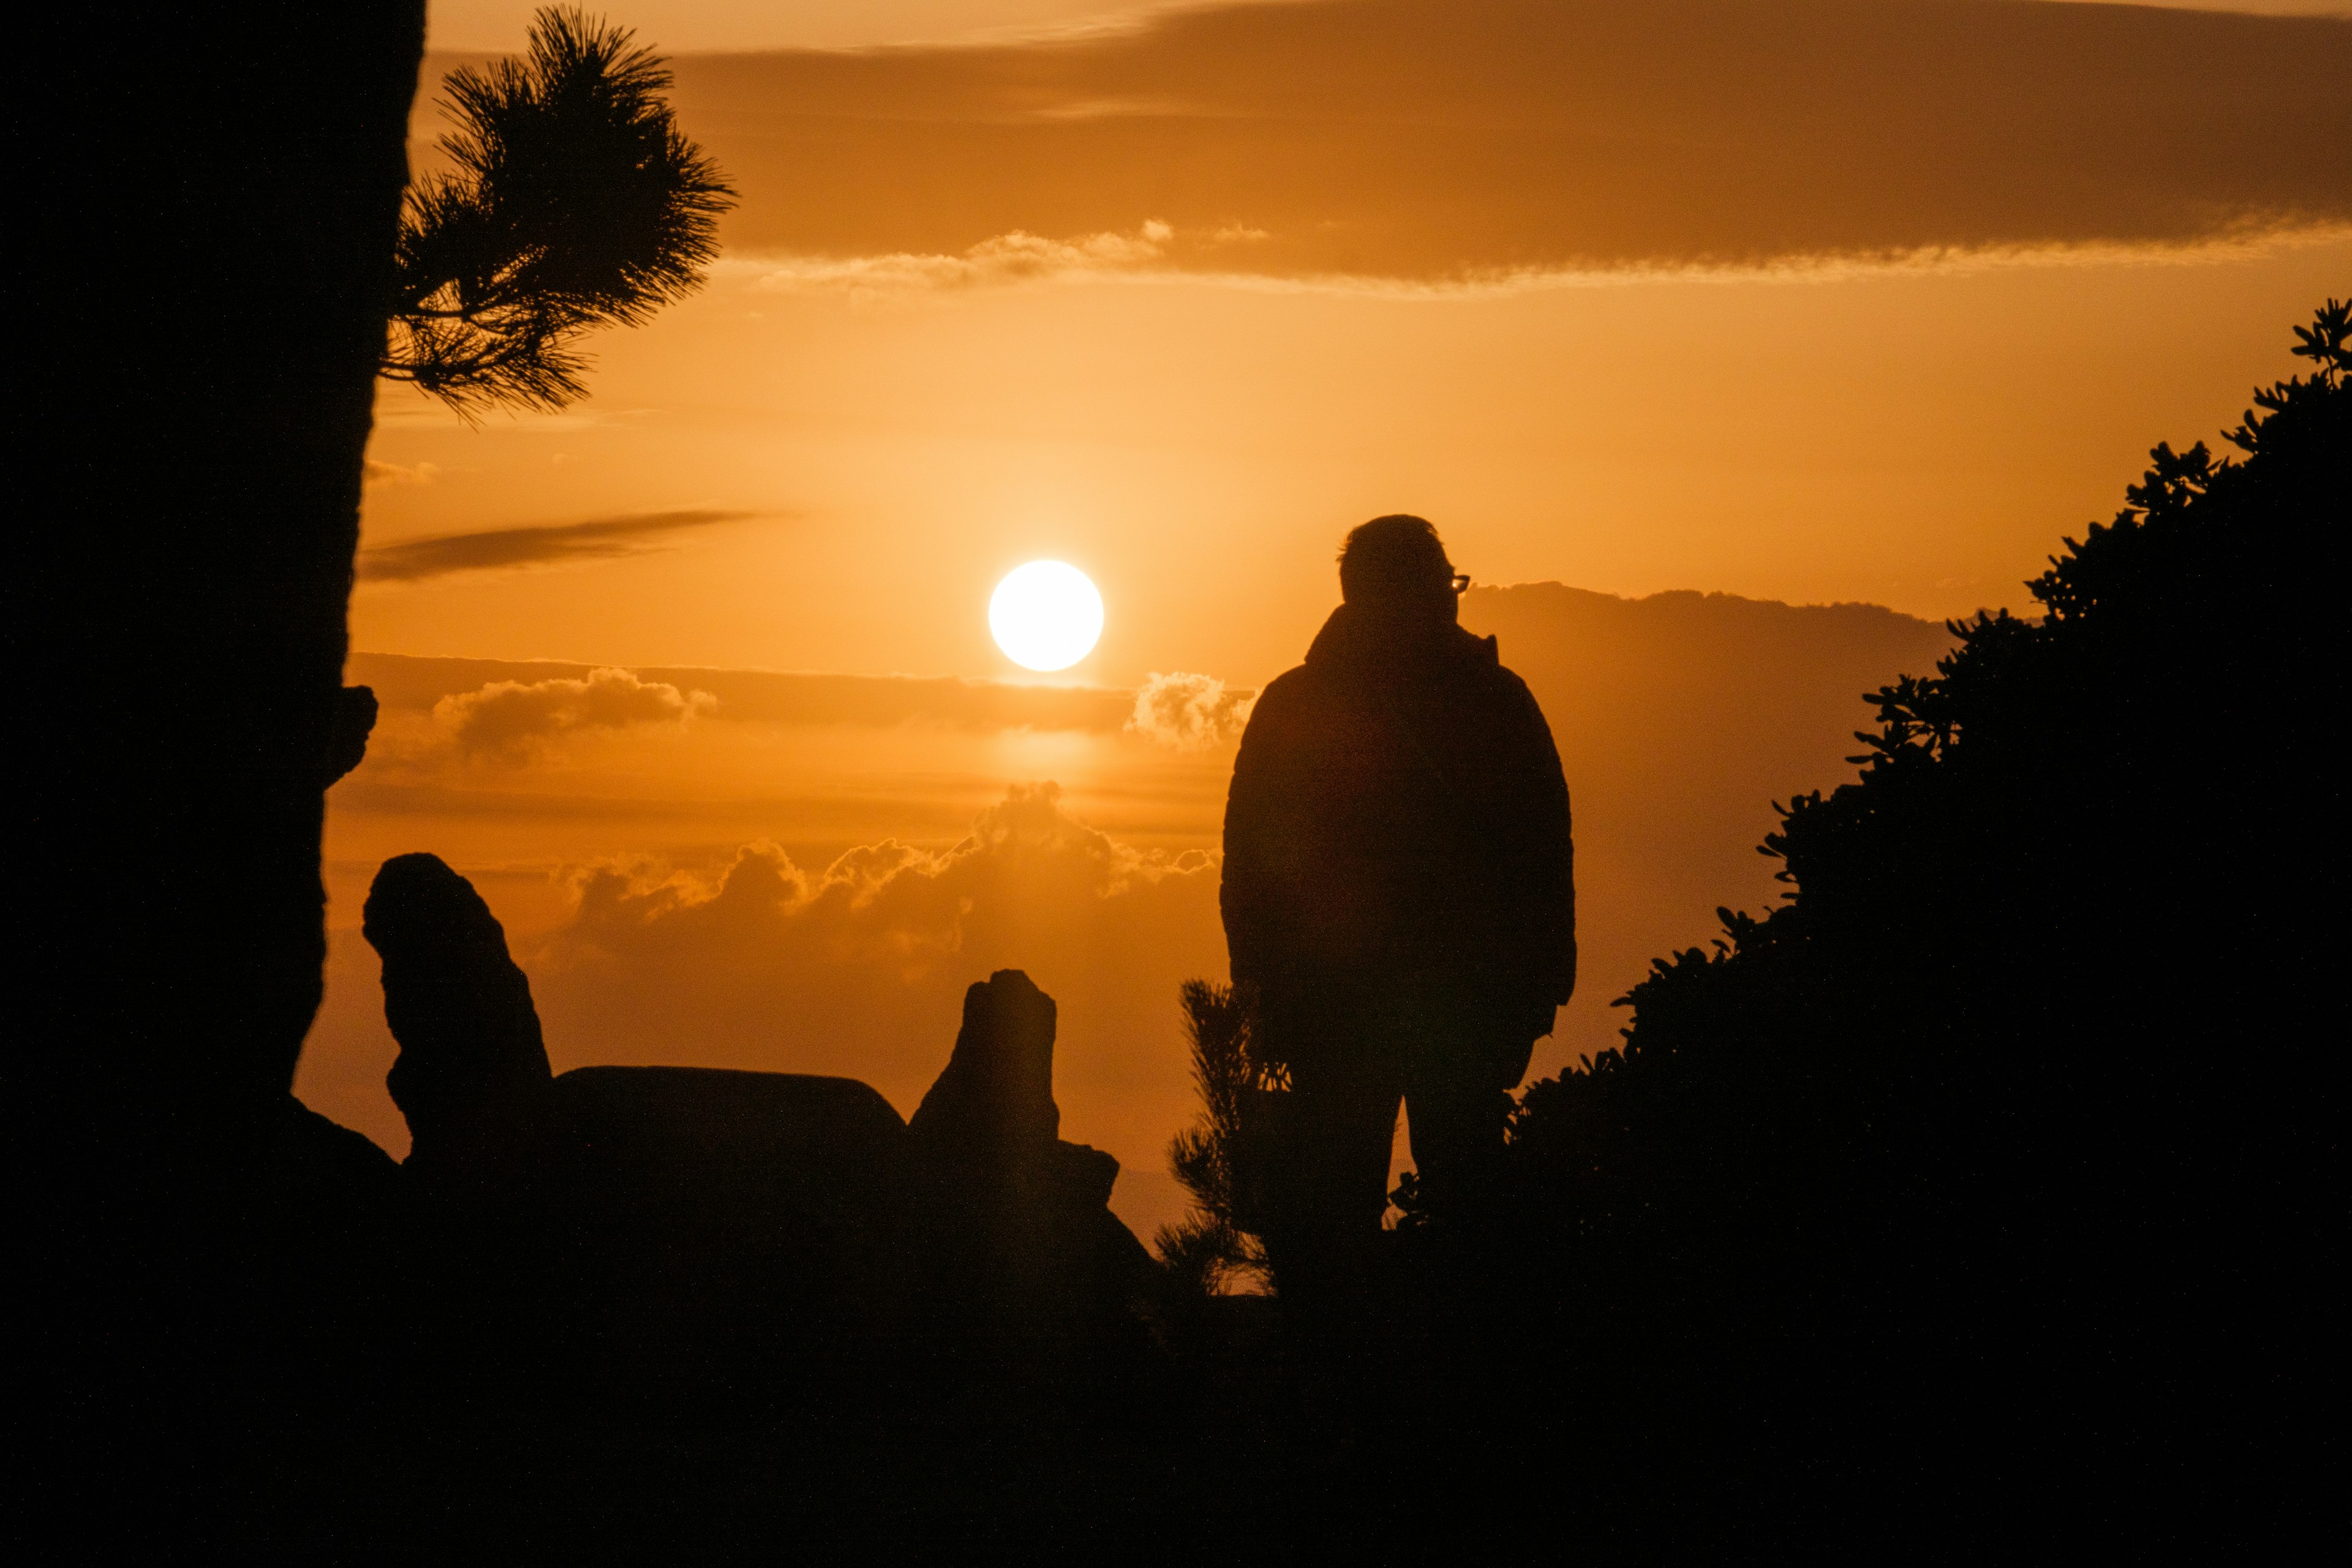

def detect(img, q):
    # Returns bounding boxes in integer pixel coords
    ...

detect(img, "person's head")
[1338,514,1465,620]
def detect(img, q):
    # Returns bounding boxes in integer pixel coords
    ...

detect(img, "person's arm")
[1220,676,1303,992]
[1506,673,1577,1012]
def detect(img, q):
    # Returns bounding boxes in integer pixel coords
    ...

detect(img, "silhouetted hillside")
[1398,301,2348,1546]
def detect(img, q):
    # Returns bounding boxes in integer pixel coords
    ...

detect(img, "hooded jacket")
[1221,602,1575,1056]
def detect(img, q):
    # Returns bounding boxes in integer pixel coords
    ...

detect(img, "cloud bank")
[595,0,2350,283]
[356,509,755,582]
[519,784,1227,1186]
[435,667,717,761]
[557,782,1213,970]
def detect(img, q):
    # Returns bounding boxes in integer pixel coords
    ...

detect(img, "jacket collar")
[1305,602,1497,675]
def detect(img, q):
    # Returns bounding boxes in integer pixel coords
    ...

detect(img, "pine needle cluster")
[1155,980,1276,1297]
[383,7,733,411]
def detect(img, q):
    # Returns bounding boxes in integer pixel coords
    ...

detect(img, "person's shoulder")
[1231,663,1329,790]
[1250,662,1321,711]
[1234,663,1317,746]
[1260,660,1313,693]
[1442,623,1501,668]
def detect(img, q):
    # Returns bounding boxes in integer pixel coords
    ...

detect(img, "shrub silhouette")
[1395,300,2348,1538]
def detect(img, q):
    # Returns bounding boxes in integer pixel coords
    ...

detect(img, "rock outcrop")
[361,858,1156,1410]
[363,853,560,1198]
[911,971,1153,1368]
[911,968,1063,1151]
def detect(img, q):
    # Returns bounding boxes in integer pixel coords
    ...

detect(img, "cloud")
[758,220,1175,295]
[605,0,2352,282]
[363,458,439,486]
[434,667,717,761]
[753,219,1286,297]
[356,508,756,582]
[477,782,1227,1233]
[1126,671,1254,751]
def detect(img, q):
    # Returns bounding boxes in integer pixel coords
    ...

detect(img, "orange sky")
[305,0,2352,1240]
[425,0,2352,53]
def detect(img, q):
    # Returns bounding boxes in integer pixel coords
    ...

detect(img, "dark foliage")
[1394,300,2347,1540]
[383,7,733,410]
[1493,297,2346,1226]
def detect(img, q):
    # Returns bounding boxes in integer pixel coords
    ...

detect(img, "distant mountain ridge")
[1466,581,1952,816]
[1459,581,1954,1070]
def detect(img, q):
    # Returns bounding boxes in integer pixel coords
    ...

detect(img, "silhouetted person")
[1223,516,1574,1297]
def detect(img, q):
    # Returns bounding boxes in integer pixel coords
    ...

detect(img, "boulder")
[552,1065,925,1405]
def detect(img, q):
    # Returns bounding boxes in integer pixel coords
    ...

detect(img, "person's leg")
[1394,1030,1523,1492]
[1261,1051,1399,1457]
[1293,1065,1401,1228]
[1264,1054,1400,1292]
[1401,1035,1513,1219]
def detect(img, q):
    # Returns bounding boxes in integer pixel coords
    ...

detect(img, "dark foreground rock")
[911,970,1157,1376]
[552,1065,924,1409]
[360,856,1158,1414]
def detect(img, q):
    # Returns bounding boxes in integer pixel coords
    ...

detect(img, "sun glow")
[989,561,1104,672]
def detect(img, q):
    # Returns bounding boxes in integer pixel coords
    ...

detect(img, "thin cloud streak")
[356,508,760,582]
[756,219,1176,293]
[739,221,2352,300]
[349,652,1140,733]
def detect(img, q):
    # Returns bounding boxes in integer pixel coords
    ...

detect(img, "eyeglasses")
[1451,573,1471,595]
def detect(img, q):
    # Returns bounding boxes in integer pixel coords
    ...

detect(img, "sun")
[990,560,1104,672]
